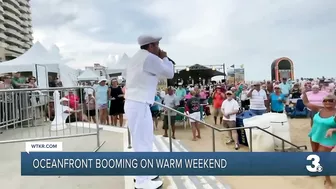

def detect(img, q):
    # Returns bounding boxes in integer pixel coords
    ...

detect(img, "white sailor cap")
[137,35,162,46]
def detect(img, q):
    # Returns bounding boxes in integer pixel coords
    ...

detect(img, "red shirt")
[213,92,224,108]
[65,94,79,109]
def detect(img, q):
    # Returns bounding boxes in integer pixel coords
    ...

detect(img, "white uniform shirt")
[125,50,174,104]
[221,99,240,121]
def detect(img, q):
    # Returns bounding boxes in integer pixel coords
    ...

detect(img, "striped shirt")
[249,89,267,110]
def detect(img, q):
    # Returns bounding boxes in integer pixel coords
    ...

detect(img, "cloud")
[31,0,336,79]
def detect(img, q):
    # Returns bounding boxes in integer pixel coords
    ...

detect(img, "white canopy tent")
[0,41,78,87]
[104,54,118,69]
[107,53,130,76]
[77,69,99,81]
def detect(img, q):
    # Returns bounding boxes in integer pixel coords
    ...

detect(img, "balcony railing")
[4,19,22,31]
[0,14,4,22]
[0,6,4,13]
[0,24,6,31]
[0,42,8,48]
[7,0,20,9]
[21,28,29,34]
[21,6,29,13]
[6,28,25,39]
[21,35,29,42]
[3,2,21,15]
[4,11,22,25]
[27,28,33,34]
[6,37,24,47]
[22,43,30,49]
[27,14,32,21]
[6,44,25,54]
[20,20,27,27]
[17,0,27,5]
[0,33,7,40]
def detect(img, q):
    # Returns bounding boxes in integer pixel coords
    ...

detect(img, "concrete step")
[124,134,230,189]
[91,123,230,189]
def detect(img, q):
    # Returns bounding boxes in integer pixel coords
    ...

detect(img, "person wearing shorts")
[95,78,108,124]
[186,91,201,141]
[162,87,179,139]
[221,91,240,150]
[303,93,336,188]
[212,86,225,125]
[151,95,161,130]
[85,93,96,123]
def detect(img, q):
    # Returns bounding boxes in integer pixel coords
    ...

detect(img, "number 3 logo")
[306,154,323,172]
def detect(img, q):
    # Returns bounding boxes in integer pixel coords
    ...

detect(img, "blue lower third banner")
[21,152,336,176]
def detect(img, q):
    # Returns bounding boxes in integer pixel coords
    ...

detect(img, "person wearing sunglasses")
[221,90,240,150]
[302,92,336,189]
[304,85,329,127]
[269,85,286,113]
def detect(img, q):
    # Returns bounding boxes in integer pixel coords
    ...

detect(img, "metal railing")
[127,102,307,152]
[0,87,104,152]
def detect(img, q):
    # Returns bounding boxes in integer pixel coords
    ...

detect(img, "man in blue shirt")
[175,84,186,101]
[279,78,291,97]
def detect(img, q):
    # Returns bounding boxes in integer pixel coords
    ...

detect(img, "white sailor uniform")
[125,38,174,188]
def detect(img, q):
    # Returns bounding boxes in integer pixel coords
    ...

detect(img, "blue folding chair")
[289,99,308,118]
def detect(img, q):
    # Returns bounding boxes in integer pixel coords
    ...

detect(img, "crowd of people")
[156,77,336,188]
[1,34,336,188]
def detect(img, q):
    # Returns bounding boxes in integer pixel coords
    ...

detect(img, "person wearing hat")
[221,90,240,150]
[94,78,109,124]
[124,35,174,188]
[247,82,269,115]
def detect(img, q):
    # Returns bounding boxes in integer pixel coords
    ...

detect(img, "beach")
[153,115,336,189]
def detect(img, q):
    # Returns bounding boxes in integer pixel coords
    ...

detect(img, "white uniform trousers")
[125,100,154,184]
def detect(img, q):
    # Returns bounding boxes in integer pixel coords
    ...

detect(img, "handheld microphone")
[168,57,175,65]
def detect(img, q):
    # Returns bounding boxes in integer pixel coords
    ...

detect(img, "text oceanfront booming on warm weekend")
[31,158,227,169]
[21,152,336,176]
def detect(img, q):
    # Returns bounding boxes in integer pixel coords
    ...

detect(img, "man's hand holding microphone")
[158,49,167,59]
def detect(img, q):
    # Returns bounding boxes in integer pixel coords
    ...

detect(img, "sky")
[31,0,336,80]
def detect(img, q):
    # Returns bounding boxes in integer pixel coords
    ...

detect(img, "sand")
[153,115,336,189]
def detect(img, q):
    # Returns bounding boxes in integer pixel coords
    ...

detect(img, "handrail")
[141,102,307,152]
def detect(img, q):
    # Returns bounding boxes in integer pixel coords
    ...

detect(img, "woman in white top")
[240,85,250,110]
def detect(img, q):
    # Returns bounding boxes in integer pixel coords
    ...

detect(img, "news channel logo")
[306,154,323,173]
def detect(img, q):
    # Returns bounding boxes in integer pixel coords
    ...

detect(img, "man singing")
[125,35,174,189]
